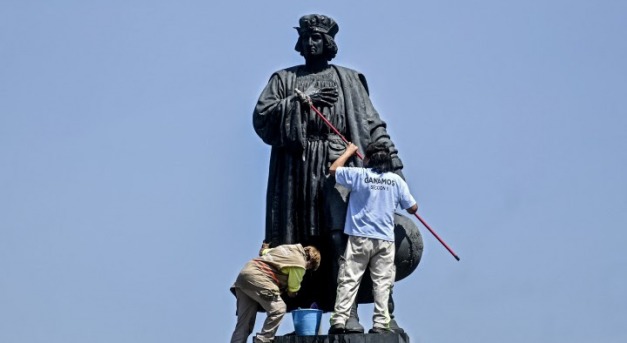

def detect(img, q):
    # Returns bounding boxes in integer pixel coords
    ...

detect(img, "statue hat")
[295,14,339,38]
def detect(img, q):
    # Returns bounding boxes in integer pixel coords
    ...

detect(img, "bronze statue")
[253,14,421,333]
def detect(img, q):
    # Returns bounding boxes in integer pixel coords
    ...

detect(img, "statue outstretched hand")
[296,84,338,107]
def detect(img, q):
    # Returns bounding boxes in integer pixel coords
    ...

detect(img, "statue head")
[294,14,339,61]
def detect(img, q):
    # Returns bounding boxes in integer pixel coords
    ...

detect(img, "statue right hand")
[301,84,338,107]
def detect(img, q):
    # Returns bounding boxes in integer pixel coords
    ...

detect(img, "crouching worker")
[230,243,322,343]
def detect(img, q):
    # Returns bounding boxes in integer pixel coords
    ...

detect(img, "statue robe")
[253,64,404,310]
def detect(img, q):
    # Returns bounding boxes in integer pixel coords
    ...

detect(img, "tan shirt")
[232,244,308,295]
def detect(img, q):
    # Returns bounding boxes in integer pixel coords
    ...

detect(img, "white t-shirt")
[335,167,416,241]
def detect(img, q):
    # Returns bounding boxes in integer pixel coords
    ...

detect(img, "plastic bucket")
[292,309,322,336]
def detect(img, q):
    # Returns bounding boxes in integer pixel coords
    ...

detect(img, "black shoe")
[389,318,405,333]
[368,327,393,334]
[345,327,365,333]
[345,317,364,333]
[390,327,405,334]
[328,324,345,334]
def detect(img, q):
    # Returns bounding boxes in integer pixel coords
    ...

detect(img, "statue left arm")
[356,73,405,179]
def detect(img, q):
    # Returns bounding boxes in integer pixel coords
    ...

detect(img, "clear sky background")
[1,1,626,343]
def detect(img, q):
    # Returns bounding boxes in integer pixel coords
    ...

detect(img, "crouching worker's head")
[304,246,321,271]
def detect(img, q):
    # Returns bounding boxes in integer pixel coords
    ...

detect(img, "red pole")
[307,101,364,159]
[297,89,460,261]
[414,213,460,261]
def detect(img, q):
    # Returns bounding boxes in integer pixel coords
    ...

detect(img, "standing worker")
[328,142,418,334]
[230,243,321,343]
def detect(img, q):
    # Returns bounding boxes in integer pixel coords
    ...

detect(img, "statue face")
[300,32,325,59]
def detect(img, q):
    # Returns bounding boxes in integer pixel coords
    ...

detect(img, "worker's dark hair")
[365,142,393,173]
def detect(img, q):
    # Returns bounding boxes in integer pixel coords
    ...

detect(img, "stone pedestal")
[273,332,410,343]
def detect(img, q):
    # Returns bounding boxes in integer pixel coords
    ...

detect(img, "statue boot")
[345,300,365,333]
[387,289,404,333]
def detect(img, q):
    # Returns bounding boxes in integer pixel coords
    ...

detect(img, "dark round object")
[393,213,424,281]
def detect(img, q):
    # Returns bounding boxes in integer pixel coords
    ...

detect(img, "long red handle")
[307,102,364,160]
[300,90,460,261]
[414,213,460,261]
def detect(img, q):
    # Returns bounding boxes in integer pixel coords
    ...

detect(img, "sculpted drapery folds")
[253,66,403,243]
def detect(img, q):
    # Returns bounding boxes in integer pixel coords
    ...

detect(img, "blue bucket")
[292,309,322,336]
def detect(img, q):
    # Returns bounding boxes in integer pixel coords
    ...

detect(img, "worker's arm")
[282,266,306,297]
[330,143,359,176]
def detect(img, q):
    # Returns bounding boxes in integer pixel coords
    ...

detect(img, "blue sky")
[1,1,626,343]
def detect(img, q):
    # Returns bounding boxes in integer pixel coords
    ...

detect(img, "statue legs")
[387,288,404,333]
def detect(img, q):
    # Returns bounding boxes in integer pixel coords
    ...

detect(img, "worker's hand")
[345,143,359,156]
[406,203,418,215]
[259,242,270,256]
[287,291,298,298]
[298,84,338,107]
